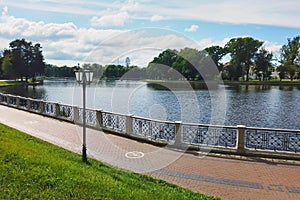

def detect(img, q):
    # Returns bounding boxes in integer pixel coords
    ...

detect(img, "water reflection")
[0,80,299,129]
[279,86,294,91]
[146,81,219,90]
[0,85,46,99]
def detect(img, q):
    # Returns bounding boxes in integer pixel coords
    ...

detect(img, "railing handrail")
[58,102,75,107]
[132,115,175,124]
[101,110,131,117]
[246,126,300,133]
[181,122,237,129]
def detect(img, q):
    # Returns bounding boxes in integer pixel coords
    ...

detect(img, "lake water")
[1,80,300,129]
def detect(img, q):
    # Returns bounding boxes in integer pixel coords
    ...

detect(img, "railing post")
[55,102,60,118]
[6,95,10,106]
[96,109,103,129]
[125,114,133,135]
[237,125,246,154]
[39,100,44,114]
[174,121,182,146]
[73,106,79,123]
[16,96,20,108]
[27,98,31,111]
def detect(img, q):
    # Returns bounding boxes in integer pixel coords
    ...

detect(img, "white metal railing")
[245,127,300,153]
[181,122,237,148]
[131,116,176,142]
[0,92,299,158]
[101,111,127,133]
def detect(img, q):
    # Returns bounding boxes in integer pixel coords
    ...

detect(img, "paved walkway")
[0,105,300,200]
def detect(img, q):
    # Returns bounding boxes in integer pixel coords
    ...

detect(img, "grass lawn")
[0,80,19,86]
[0,123,220,200]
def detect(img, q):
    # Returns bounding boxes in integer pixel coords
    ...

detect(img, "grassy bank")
[223,79,300,86]
[144,79,300,87]
[0,80,20,87]
[0,123,219,199]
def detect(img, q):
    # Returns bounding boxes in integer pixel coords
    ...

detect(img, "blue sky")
[0,0,300,66]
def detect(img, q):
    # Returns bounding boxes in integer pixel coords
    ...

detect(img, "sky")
[0,0,300,67]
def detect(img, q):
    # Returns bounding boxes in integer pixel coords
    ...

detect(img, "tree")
[45,64,78,78]
[1,49,14,79]
[173,48,200,80]
[278,36,300,80]
[147,48,218,81]
[254,48,273,80]
[277,64,299,80]
[280,36,300,65]
[205,45,227,71]
[9,39,27,80]
[103,64,126,78]
[147,49,178,80]
[175,48,216,80]
[125,57,130,68]
[225,37,263,81]
[90,63,104,78]
[3,38,45,81]
[30,43,45,81]
[222,60,242,81]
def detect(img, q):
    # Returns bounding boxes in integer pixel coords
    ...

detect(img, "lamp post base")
[82,145,87,163]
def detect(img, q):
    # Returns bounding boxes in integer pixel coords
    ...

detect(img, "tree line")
[147,36,300,81]
[1,36,299,81]
[44,63,146,80]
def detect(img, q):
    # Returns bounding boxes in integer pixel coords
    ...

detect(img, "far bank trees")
[277,36,300,80]
[225,37,264,81]
[147,48,219,81]
[0,39,45,82]
[146,36,277,81]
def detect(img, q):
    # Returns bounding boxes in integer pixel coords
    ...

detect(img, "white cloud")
[197,37,232,49]
[137,0,300,28]
[0,11,126,65]
[264,41,282,54]
[2,0,300,28]
[184,24,199,32]
[90,11,129,27]
[211,37,233,48]
[0,2,291,67]
[120,0,139,12]
[2,6,7,16]
[0,37,10,50]
[150,15,164,22]
[197,38,213,49]
[0,14,78,40]
[89,0,140,27]
[263,41,282,62]
[83,28,200,66]
[0,10,202,66]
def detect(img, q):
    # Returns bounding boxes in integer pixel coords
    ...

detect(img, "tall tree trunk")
[246,65,250,82]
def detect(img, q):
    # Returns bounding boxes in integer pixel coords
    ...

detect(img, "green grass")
[0,123,219,200]
[223,79,300,85]
[0,80,19,86]
[0,80,10,85]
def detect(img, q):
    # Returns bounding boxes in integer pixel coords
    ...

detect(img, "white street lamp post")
[75,65,93,163]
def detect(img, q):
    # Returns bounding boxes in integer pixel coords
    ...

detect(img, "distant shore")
[222,80,300,86]
[144,79,300,87]
[0,80,43,87]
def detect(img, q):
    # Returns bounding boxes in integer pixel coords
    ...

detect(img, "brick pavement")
[0,105,300,200]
